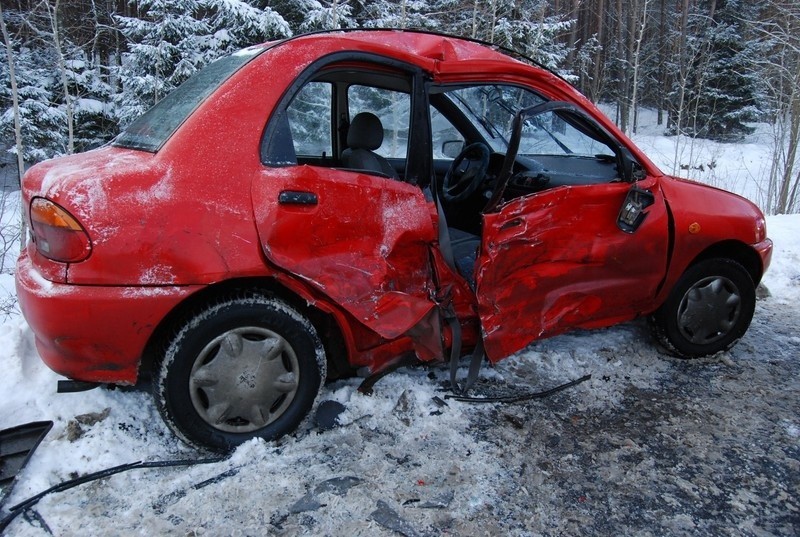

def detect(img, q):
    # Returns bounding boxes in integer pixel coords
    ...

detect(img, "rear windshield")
[113,48,262,152]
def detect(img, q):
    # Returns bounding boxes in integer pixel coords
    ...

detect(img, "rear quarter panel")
[23,44,314,286]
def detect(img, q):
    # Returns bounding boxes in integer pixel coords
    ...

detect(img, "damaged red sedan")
[17,30,772,451]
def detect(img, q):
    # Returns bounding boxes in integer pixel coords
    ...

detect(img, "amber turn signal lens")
[30,198,92,262]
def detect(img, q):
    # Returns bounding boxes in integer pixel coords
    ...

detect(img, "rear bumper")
[15,251,202,384]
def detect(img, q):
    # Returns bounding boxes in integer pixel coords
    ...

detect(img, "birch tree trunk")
[629,0,650,136]
[0,3,29,250]
[45,0,75,154]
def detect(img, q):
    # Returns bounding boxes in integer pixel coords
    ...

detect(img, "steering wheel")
[441,142,491,203]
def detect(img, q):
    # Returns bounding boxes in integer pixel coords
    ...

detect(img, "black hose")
[444,374,592,403]
[0,457,224,533]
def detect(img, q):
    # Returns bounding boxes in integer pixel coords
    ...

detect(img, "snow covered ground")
[0,129,798,535]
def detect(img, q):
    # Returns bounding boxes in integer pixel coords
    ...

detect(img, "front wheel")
[154,292,326,452]
[649,258,756,358]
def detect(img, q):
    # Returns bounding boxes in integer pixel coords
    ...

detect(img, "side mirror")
[617,186,655,233]
[441,140,464,159]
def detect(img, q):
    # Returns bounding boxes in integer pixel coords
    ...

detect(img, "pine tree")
[116,0,291,126]
[670,0,763,141]
[115,0,209,125]
[66,50,118,152]
[2,3,117,162]
[360,0,437,30]
[433,0,573,75]
[491,0,573,74]
[201,0,291,58]
[296,0,357,31]
[0,44,67,162]
[694,22,761,140]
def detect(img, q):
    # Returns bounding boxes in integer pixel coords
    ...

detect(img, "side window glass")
[347,85,410,159]
[431,107,464,160]
[286,81,332,157]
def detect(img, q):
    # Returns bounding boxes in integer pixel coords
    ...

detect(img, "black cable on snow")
[444,374,592,403]
[0,457,225,533]
[0,373,591,532]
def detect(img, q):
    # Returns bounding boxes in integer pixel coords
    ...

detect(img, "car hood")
[662,175,765,221]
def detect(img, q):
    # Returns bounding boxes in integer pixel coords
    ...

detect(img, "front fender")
[657,177,769,304]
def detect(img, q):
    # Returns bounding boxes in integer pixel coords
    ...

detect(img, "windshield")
[443,85,546,152]
[442,85,613,158]
[114,48,262,152]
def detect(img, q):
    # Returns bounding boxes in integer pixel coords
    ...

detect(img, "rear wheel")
[154,292,326,452]
[649,258,755,358]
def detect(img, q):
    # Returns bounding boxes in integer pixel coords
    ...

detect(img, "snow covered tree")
[295,0,357,31]
[0,43,67,162]
[66,51,118,152]
[1,2,115,162]
[754,0,800,214]
[669,0,763,141]
[360,0,437,30]
[200,0,291,58]
[116,0,291,126]
[1,3,78,162]
[115,0,210,125]
[438,0,573,75]
[575,34,604,102]
[0,2,26,184]
[491,1,573,74]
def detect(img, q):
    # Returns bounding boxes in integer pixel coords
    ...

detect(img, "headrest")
[347,112,384,151]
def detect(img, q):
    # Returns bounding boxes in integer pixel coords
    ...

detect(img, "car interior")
[265,61,629,284]
[340,112,400,179]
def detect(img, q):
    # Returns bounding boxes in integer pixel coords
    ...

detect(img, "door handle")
[279,190,318,206]
[499,217,522,231]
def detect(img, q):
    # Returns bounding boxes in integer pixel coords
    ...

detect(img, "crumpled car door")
[253,166,438,341]
[476,177,669,361]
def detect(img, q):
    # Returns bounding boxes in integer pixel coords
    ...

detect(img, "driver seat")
[449,228,480,289]
[342,112,399,180]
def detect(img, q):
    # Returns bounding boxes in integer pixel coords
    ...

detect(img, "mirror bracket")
[617,186,655,233]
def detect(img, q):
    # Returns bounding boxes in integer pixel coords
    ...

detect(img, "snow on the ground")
[0,122,798,535]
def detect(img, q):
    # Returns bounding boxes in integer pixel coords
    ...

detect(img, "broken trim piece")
[0,421,53,508]
[357,352,420,395]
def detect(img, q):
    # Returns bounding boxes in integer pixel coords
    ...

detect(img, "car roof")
[265,29,532,70]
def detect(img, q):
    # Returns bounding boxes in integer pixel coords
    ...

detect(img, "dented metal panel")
[253,166,438,341]
[476,180,670,361]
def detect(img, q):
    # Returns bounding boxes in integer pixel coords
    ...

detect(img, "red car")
[16,30,772,451]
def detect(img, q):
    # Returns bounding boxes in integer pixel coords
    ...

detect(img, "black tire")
[649,258,756,358]
[154,292,326,452]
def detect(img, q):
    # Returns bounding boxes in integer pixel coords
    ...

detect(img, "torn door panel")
[253,166,439,342]
[476,183,669,362]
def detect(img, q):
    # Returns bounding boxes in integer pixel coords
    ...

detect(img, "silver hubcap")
[189,327,299,433]
[677,275,742,345]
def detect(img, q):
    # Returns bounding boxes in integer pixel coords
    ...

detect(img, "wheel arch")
[649,253,758,358]
[139,277,354,385]
[689,240,764,287]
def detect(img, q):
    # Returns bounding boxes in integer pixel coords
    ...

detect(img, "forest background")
[1,0,798,216]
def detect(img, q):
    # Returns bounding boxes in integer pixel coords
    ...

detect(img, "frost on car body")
[16,30,773,450]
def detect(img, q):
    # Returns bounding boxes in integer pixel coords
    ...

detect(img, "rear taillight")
[29,198,92,262]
